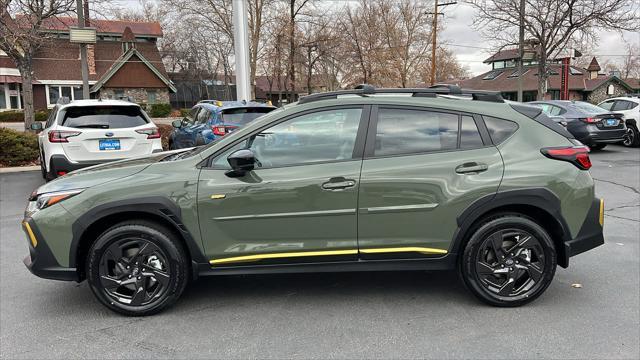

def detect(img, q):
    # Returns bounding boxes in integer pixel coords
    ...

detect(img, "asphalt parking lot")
[1,145,638,359]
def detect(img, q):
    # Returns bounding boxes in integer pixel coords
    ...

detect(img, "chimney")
[87,45,96,75]
[121,27,136,53]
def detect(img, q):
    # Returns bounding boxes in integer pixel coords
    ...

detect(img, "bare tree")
[0,0,75,129]
[468,0,640,99]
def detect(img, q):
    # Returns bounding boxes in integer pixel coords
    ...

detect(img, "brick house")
[451,49,636,104]
[0,17,175,112]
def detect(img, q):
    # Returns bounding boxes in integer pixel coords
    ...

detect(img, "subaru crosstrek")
[22,85,605,316]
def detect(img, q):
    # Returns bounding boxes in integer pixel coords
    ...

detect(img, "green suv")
[22,85,605,316]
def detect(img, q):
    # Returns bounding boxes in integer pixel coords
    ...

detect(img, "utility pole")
[76,0,90,99]
[429,1,456,86]
[300,43,318,95]
[232,0,251,101]
[517,0,525,102]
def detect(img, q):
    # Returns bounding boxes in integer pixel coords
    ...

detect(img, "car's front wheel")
[460,214,557,307]
[87,221,189,316]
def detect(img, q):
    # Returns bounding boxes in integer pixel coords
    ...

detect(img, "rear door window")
[373,109,458,156]
[196,108,210,124]
[61,106,148,129]
[221,107,275,126]
[460,116,484,149]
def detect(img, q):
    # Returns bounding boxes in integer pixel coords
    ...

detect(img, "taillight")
[580,117,598,123]
[48,130,81,143]
[136,128,161,139]
[212,125,238,136]
[541,146,592,170]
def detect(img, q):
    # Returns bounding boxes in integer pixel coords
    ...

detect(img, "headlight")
[25,189,84,217]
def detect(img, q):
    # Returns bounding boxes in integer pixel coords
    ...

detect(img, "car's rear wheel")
[460,214,557,307]
[87,221,188,316]
[622,124,639,147]
[590,144,606,151]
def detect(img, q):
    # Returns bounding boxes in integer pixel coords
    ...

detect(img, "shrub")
[0,110,50,122]
[0,128,40,167]
[157,124,173,150]
[148,103,172,118]
[179,108,191,118]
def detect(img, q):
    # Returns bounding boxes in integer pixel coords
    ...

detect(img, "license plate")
[99,139,120,150]
[605,119,618,127]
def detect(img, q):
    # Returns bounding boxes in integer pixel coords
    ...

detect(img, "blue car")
[169,101,276,149]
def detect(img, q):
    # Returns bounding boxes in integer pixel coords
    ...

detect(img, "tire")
[622,124,640,148]
[40,151,47,179]
[590,144,606,151]
[87,220,189,316]
[460,214,557,307]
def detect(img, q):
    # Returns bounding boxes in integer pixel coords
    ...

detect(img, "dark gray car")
[528,100,626,150]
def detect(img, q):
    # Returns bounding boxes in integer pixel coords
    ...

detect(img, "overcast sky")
[440,3,639,75]
[114,0,639,76]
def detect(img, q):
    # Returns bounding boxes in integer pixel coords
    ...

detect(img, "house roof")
[586,57,601,72]
[19,16,163,37]
[454,63,636,94]
[483,49,520,63]
[91,47,176,93]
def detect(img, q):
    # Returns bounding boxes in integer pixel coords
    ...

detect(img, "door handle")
[455,162,488,174]
[322,177,356,190]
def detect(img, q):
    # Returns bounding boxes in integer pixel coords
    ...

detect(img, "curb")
[0,166,40,174]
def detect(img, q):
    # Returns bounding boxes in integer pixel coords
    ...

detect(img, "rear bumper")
[22,219,78,281]
[577,129,626,145]
[49,154,119,174]
[562,198,605,264]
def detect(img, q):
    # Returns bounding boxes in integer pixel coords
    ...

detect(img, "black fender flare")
[449,188,572,267]
[70,196,207,269]
[625,118,637,129]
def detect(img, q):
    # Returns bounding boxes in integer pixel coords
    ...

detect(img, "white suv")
[33,99,163,180]
[598,95,640,147]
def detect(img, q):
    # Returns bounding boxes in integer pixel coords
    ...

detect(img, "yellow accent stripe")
[209,247,448,265]
[210,249,358,265]
[599,198,605,226]
[211,194,226,199]
[360,247,448,255]
[23,222,37,247]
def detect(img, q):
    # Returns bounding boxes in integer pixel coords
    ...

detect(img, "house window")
[0,85,6,109]
[147,90,157,104]
[8,83,21,109]
[607,84,615,95]
[550,90,560,100]
[493,61,505,69]
[46,84,85,107]
[114,89,125,99]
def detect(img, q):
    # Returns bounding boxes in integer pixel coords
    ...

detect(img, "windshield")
[571,101,607,115]
[62,106,148,129]
[221,107,274,126]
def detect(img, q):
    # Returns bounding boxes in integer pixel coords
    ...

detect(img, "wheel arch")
[451,188,571,268]
[70,197,206,281]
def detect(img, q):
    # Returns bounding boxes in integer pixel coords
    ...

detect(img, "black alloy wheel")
[622,125,639,147]
[461,215,557,306]
[87,221,188,316]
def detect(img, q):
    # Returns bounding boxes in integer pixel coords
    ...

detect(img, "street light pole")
[232,0,251,101]
[517,0,525,102]
[76,0,90,99]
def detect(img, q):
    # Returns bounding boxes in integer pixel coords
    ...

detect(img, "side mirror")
[30,122,43,131]
[226,149,256,177]
[172,119,183,128]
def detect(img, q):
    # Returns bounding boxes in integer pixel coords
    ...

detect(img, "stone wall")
[99,88,170,108]
[587,82,629,104]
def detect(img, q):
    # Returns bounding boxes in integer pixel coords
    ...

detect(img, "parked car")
[527,100,626,150]
[31,99,162,181]
[597,95,640,147]
[169,101,276,149]
[23,85,604,316]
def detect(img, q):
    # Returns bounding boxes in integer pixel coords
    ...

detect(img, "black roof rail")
[297,84,504,104]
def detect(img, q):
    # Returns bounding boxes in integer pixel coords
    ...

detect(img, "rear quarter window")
[482,116,519,144]
[61,106,149,129]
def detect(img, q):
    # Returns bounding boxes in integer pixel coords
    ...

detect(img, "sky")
[114,0,639,77]
[439,3,639,76]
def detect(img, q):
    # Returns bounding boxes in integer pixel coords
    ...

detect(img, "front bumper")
[562,198,605,265]
[22,219,78,281]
